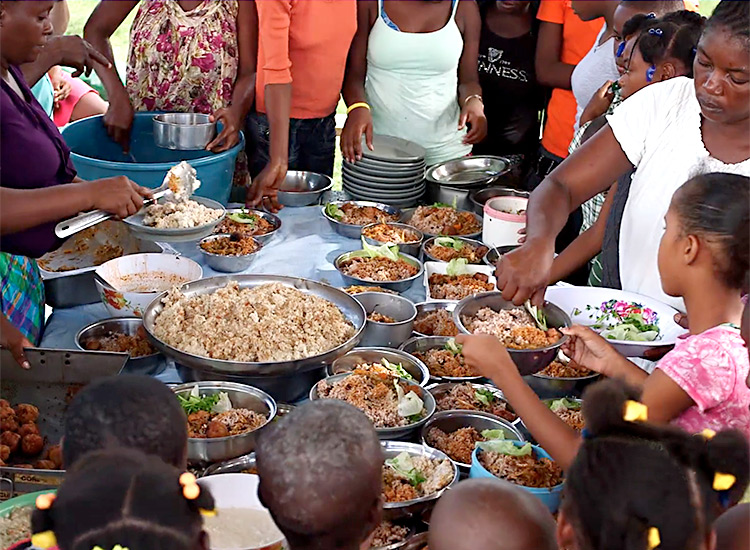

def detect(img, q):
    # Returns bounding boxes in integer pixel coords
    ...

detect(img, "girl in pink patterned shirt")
[457,172,749,470]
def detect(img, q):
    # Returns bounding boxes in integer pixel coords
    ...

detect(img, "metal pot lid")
[426,156,510,187]
[361,135,426,164]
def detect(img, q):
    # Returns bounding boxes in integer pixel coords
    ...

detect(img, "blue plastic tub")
[470,443,565,513]
[61,113,244,205]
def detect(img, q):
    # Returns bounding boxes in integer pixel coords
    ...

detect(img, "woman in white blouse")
[495,0,749,312]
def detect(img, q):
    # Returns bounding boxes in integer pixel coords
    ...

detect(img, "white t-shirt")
[571,24,619,133]
[607,77,750,312]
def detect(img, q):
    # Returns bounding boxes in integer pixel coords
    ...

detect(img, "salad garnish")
[381,358,413,380]
[434,237,464,251]
[549,398,581,412]
[361,237,400,262]
[325,203,344,221]
[386,452,426,487]
[444,338,462,355]
[445,258,469,276]
[475,387,496,406]
[228,210,258,225]
[477,431,533,456]
[177,386,232,415]
[576,300,660,342]
[395,381,424,419]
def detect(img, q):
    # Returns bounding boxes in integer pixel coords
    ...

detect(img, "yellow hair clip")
[31,531,57,549]
[701,428,716,439]
[35,493,56,510]
[92,546,129,550]
[713,472,736,492]
[180,471,201,500]
[199,508,217,517]
[647,527,661,549]
[623,400,648,422]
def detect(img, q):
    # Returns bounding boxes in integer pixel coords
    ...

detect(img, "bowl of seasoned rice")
[525,353,600,399]
[335,250,424,293]
[328,348,430,387]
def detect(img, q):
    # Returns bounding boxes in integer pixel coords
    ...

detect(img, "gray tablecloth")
[40,205,428,385]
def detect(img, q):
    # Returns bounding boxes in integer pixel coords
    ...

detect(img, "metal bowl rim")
[335,251,424,285]
[422,236,489,264]
[223,208,282,236]
[322,200,404,228]
[75,317,160,358]
[280,171,334,194]
[399,335,485,382]
[153,113,215,127]
[361,222,424,246]
[197,233,263,259]
[356,292,418,326]
[329,346,429,386]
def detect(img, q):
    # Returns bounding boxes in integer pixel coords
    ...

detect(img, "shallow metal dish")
[381,440,459,520]
[75,317,164,376]
[173,381,277,464]
[453,292,571,376]
[421,236,489,265]
[413,301,458,338]
[327,347,429,387]
[401,207,482,240]
[201,452,257,477]
[322,201,403,239]
[142,275,367,377]
[525,352,600,399]
[361,222,424,258]
[335,250,424,293]
[469,186,529,216]
[220,208,281,245]
[355,292,417,348]
[123,196,226,243]
[427,381,520,426]
[310,373,436,441]
[198,233,262,273]
[421,410,524,470]
[399,336,483,383]
[426,157,511,188]
[483,245,519,267]
[278,171,333,207]
[153,113,216,150]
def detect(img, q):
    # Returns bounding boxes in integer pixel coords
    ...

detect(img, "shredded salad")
[574,300,660,342]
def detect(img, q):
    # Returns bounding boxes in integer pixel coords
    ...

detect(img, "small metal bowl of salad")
[217,208,282,245]
[327,347,430,387]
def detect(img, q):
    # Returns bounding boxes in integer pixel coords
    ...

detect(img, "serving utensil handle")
[55,209,113,239]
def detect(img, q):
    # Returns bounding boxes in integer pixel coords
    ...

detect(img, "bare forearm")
[1,185,94,235]
[537,61,574,90]
[342,74,367,106]
[229,72,256,119]
[458,81,482,106]
[265,83,291,164]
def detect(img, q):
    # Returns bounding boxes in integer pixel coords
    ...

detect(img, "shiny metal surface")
[123,196,226,243]
[401,208,482,240]
[198,234,262,273]
[322,201,404,239]
[453,292,571,375]
[526,353,601,399]
[173,381,277,464]
[421,236,489,264]
[201,453,257,477]
[412,301,457,338]
[483,245,520,267]
[426,157,511,187]
[153,113,216,150]
[361,222,424,258]
[469,186,529,216]
[328,347,429,387]
[278,171,333,207]
[335,250,424,293]
[354,293,417,348]
[75,317,164,376]
[381,440,459,520]
[310,373,436,441]
[222,208,282,245]
[399,336,484,383]
[142,275,367,377]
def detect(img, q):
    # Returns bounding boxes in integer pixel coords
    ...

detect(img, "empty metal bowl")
[483,245,519,267]
[399,336,484,383]
[361,222,424,257]
[153,113,216,150]
[328,347,430,387]
[278,171,333,207]
[198,234,263,273]
[354,292,417,348]
[469,186,529,216]
[413,301,458,338]
[422,236,489,264]
[75,317,164,376]
[335,250,424,293]
[453,292,571,375]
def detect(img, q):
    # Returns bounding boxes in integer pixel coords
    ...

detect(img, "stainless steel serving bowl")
[75,317,164,376]
[525,353,600,399]
[354,292,417,348]
[202,452,257,477]
[278,171,333,207]
[453,292,571,375]
[421,236,489,265]
[152,113,216,150]
[327,347,430,387]
[361,222,424,258]
[469,186,529,216]
[427,381,520,426]
[198,234,262,273]
[381,440,459,519]
[221,208,282,245]
[520,397,584,438]
[421,410,524,470]
[399,336,484,383]
[413,301,458,338]
[401,208,483,240]
[335,250,424,293]
[425,157,511,211]
[310,373,436,440]
[173,381,277,464]
[322,201,403,239]
[483,245,519,267]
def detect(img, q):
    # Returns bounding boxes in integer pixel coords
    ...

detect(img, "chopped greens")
[525,301,548,331]
[576,300,660,342]
[177,386,224,415]
[361,237,400,262]
[395,381,424,419]
[228,210,258,225]
[549,398,581,413]
[475,388,496,406]
[325,203,344,221]
[434,237,464,251]
[386,452,426,487]
[444,338,462,355]
[480,429,507,441]
[445,258,469,276]
[381,358,413,380]
[478,440,533,456]
[431,197,458,210]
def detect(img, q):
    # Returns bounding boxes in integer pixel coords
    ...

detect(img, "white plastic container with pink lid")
[482,196,528,248]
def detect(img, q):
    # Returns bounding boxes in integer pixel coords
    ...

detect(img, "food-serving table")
[39,205,429,388]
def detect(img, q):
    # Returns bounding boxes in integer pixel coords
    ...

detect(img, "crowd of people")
[1,0,749,548]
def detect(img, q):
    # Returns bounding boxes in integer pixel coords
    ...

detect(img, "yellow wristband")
[347,102,371,115]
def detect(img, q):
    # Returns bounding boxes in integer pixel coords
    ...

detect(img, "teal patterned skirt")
[0,253,45,345]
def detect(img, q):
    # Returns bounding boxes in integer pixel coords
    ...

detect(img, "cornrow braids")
[704,0,749,43]
[31,449,214,550]
[622,13,659,40]
[562,379,750,550]
[635,13,706,77]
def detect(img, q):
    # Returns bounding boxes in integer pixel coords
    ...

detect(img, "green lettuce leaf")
[444,338,462,355]
[395,381,424,418]
[361,237,400,262]
[434,237,464,251]
[381,358,413,380]
[525,301,548,331]
[480,429,506,441]
[475,388,496,406]
[549,398,581,412]
[446,258,469,276]
[477,440,533,456]
[325,203,344,220]
[386,452,426,487]
[228,210,258,225]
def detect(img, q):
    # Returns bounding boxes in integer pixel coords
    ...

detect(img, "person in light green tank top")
[341,0,487,167]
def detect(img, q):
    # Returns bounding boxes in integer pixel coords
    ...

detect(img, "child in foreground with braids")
[557,379,749,550]
[28,449,214,550]
[458,172,750,470]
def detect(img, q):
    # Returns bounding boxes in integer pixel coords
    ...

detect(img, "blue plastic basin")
[61,113,244,205]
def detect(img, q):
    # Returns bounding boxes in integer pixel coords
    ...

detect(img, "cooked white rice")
[143,199,222,229]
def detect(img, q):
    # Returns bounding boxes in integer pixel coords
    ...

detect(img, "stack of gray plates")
[343,135,426,208]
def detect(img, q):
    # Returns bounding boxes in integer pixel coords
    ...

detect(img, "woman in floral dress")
[85,0,256,190]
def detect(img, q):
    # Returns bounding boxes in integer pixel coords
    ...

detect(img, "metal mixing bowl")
[310,373,436,440]
[322,201,403,239]
[173,381,277,464]
[453,292,571,375]
[278,171,333,207]
[221,209,281,245]
[525,353,600,399]
[425,157,512,212]
[354,292,417,348]
[361,222,424,257]
[427,381,520,426]
[469,186,529,216]
[335,250,424,293]
[421,236,489,264]
[399,336,484,383]
[198,234,262,273]
[413,301,458,338]
[328,347,429,387]
[152,113,216,150]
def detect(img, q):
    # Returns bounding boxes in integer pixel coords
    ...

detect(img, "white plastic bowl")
[482,196,527,248]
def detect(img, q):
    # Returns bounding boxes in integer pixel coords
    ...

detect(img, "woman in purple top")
[0,1,151,368]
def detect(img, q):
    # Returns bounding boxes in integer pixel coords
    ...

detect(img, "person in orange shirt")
[246,0,357,211]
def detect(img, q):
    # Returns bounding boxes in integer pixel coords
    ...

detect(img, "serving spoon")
[55,162,201,239]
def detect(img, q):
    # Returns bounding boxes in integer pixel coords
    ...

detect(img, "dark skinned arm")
[535,21,574,90]
[456,0,486,144]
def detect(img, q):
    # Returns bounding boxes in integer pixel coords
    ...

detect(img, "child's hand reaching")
[561,325,621,375]
[455,334,520,385]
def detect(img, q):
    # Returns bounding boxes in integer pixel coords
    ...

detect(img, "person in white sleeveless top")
[341,0,487,167]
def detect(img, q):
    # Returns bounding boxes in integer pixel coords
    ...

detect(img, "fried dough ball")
[18,423,39,437]
[206,420,229,439]
[0,407,15,421]
[0,399,11,410]
[33,460,56,470]
[46,445,63,469]
[0,444,9,462]
[1,431,21,453]
[0,416,18,433]
[15,404,39,425]
[21,434,44,456]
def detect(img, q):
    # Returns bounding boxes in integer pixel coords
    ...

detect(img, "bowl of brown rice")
[328,348,430,387]
[362,222,424,257]
[413,301,458,337]
[399,336,483,382]
[427,381,520,425]
[526,353,600,399]
[335,250,424,293]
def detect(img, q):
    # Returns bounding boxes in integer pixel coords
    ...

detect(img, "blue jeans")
[245,112,336,178]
